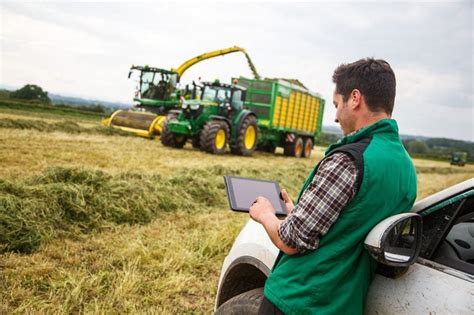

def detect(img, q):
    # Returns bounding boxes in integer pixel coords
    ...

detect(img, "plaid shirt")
[278,153,358,252]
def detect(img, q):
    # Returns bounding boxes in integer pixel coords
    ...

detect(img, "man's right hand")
[281,189,294,214]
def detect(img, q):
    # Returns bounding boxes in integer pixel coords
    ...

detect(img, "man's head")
[332,58,396,135]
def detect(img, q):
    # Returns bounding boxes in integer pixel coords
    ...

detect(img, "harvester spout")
[172,46,261,80]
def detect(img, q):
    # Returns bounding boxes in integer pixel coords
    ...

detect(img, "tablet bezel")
[224,175,287,216]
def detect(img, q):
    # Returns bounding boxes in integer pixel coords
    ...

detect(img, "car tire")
[215,288,264,315]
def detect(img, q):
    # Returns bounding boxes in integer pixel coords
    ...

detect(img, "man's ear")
[350,89,362,109]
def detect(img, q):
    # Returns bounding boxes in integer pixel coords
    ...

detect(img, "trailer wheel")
[303,138,313,158]
[284,136,303,158]
[215,288,264,315]
[231,115,258,156]
[161,115,187,148]
[200,120,229,154]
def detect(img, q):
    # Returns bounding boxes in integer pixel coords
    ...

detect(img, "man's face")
[333,90,356,135]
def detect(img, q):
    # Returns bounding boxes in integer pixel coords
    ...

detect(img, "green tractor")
[450,151,467,166]
[161,81,258,156]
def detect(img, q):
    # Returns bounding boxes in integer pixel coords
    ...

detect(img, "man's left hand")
[249,196,276,224]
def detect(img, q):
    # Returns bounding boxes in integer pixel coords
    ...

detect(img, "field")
[1,101,473,314]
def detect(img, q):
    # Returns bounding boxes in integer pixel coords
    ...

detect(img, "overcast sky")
[1,0,472,141]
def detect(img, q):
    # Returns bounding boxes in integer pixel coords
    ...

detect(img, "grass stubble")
[1,109,473,313]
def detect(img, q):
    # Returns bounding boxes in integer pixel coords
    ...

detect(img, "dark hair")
[332,58,396,114]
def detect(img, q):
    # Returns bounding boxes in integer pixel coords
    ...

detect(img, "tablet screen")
[224,176,287,215]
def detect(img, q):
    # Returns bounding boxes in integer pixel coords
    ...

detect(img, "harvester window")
[140,72,155,95]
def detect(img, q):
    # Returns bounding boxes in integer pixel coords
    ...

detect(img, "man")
[249,58,417,315]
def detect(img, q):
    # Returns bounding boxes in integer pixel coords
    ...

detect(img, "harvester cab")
[103,46,260,139]
[161,81,259,156]
[128,66,181,115]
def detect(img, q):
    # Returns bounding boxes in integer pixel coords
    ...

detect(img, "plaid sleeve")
[278,152,358,252]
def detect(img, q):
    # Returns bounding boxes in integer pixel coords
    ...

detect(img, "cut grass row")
[2,161,472,255]
[0,117,131,137]
[0,163,309,254]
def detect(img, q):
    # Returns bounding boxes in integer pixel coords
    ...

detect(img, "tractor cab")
[199,81,246,112]
[451,152,467,166]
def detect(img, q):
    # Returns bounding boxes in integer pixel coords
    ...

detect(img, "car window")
[418,191,474,275]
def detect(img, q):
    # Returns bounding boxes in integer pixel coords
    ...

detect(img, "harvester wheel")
[231,115,258,156]
[161,115,187,148]
[303,138,313,158]
[284,136,304,158]
[200,121,229,154]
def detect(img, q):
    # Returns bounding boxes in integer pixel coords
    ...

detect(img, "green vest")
[264,119,417,315]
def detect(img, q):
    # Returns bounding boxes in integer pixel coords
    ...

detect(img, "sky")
[1,0,473,141]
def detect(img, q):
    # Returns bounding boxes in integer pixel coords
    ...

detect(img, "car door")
[366,180,473,314]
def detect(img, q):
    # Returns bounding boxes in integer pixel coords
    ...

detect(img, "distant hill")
[322,125,342,135]
[0,85,129,110]
[48,93,129,110]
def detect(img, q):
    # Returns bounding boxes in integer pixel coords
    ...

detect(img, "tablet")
[224,175,287,215]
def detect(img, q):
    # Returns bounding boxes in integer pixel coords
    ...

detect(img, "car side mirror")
[364,213,422,267]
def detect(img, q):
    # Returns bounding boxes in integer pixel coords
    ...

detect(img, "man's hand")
[249,196,298,255]
[249,196,275,224]
[280,189,294,214]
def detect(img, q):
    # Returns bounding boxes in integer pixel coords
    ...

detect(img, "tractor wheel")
[284,136,304,158]
[230,115,258,156]
[200,120,229,154]
[161,115,187,148]
[303,138,313,158]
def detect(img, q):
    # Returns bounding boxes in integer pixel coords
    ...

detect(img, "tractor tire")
[160,115,187,148]
[303,138,313,158]
[215,288,264,315]
[284,136,304,158]
[230,115,258,156]
[200,120,229,154]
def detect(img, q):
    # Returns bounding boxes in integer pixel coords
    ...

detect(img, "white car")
[215,178,473,314]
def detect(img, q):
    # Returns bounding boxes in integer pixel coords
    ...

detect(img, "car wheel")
[215,288,264,315]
